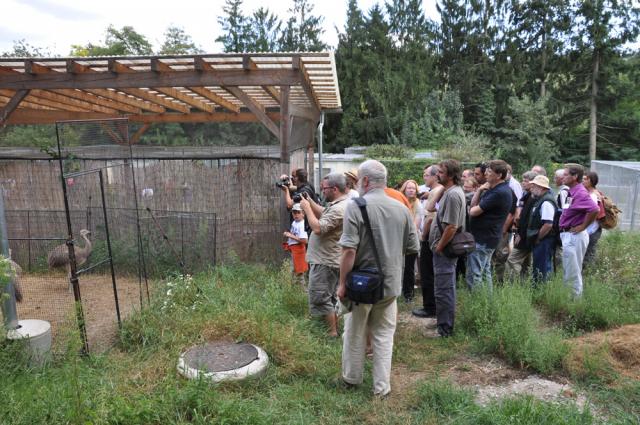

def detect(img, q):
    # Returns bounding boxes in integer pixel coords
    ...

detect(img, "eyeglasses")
[321,186,335,191]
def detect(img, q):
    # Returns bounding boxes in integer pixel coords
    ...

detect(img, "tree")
[70,25,152,56]
[159,26,202,54]
[571,0,640,161]
[216,0,250,53]
[279,0,327,51]
[247,7,282,52]
[1,40,51,57]
[493,95,558,171]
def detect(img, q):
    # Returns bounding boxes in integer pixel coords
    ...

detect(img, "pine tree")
[279,0,327,51]
[571,0,640,161]
[247,7,282,52]
[216,0,250,53]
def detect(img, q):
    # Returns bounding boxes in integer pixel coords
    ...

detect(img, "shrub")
[458,284,568,373]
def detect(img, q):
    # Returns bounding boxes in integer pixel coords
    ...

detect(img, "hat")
[291,203,303,211]
[530,175,550,189]
[344,169,358,182]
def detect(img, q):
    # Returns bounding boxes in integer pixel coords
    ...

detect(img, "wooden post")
[279,86,290,163]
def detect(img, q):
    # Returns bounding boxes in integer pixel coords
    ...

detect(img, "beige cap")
[531,175,550,189]
[291,203,303,211]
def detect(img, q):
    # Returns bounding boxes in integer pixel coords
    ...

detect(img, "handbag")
[346,197,384,304]
[436,214,475,258]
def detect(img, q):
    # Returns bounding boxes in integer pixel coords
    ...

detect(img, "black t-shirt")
[293,183,319,204]
[469,181,513,249]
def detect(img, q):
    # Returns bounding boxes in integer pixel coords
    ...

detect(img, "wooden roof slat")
[292,56,320,114]
[124,88,191,113]
[28,89,119,114]
[85,89,166,113]
[53,89,141,114]
[151,59,239,113]
[0,94,56,112]
[6,109,280,125]
[226,86,279,137]
[154,87,214,113]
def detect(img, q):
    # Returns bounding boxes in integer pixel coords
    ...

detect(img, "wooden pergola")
[0,52,341,162]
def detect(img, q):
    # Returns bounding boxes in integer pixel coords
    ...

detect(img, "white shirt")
[288,219,307,245]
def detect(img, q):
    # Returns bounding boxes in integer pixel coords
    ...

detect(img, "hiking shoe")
[412,308,436,318]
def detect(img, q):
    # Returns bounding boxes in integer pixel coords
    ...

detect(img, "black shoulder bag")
[346,197,385,304]
[436,214,475,258]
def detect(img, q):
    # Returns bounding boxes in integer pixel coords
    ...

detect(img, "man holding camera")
[299,173,348,337]
[278,168,319,209]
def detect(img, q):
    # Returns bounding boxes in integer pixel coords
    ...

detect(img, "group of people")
[278,158,605,398]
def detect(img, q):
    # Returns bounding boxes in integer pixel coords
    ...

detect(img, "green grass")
[1,232,639,424]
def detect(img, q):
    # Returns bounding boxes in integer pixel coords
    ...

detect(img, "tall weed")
[458,283,568,373]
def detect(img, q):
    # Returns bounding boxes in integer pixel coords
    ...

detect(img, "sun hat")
[344,169,358,181]
[530,175,550,189]
[292,203,303,211]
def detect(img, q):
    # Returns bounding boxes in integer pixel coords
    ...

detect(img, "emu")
[48,229,92,290]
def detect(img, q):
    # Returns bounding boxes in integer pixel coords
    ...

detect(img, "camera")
[275,176,291,188]
[292,194,302,203]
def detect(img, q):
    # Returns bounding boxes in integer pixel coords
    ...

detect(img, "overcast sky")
[2,0,440,56]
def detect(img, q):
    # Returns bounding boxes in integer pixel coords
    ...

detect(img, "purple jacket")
[559,183,599,229]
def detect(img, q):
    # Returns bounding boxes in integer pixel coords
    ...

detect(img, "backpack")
[598,191,621,230]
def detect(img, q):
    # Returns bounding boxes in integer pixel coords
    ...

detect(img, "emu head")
[80,229,91,237]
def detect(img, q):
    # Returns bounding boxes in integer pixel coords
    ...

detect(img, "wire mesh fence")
[1,117,289,352]
[592,161,640,231]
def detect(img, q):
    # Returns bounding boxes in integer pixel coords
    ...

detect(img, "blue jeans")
[531,236,555,285]
[465,243,495,291]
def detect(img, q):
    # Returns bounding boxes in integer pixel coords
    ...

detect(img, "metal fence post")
[630,173,640,231]
[0,189,19,330]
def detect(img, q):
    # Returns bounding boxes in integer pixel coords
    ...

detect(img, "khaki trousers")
[505,246,531,282]
[342,296,397,396]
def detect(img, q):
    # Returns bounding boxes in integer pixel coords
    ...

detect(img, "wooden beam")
[292,56,321,113]
[54,89,141,114]
[85,89,166,113]
[243,57,281,103]
[226,86,279,138]
[30,89,120,114]
[130,123,151,144]
[154,87,215,113]
[124,88,191,113]
[0,89,29,126]
[0,94,56,111]
[25,60,54,75]
[147,58,240,114]
[289,104,320,122]
[0,89,85,111]
[279,86,290,162]
[5,109,280,125]
[0,69,302,90]
[187,87,240,113]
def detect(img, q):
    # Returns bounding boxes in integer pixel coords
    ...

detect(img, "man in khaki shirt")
[300,173,348,337]
[337,160,420,397]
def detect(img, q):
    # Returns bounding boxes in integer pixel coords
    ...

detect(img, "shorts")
[308,263,339,316]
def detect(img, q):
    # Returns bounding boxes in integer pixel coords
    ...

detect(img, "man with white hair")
[337,159,420,397]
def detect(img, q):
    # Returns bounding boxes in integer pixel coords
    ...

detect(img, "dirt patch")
[15,273,146,352]
[565,324,640,381]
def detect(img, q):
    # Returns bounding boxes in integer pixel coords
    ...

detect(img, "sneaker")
[412,308,436,318]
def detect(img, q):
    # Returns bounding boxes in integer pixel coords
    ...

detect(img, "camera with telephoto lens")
[275,176,291,188]
[292,194,302,203]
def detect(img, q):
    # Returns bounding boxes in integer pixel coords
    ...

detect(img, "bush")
[458,284,568,373]
[378,159,432,188]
